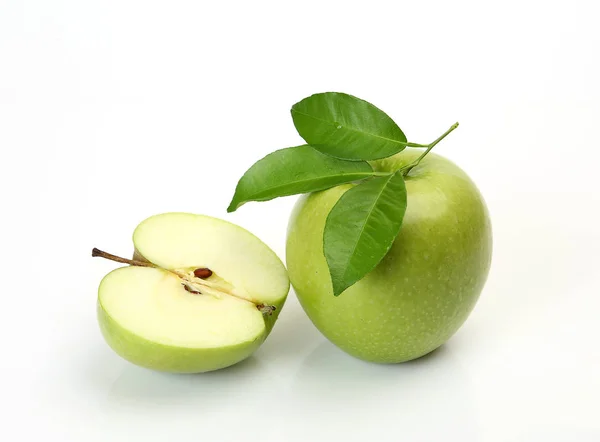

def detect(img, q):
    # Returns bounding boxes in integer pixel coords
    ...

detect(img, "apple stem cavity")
[401,122,459,176]
[91,248,276,314]
[256,304,277,316]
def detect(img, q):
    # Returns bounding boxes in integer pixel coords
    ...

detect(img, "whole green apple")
[286,150,492,363]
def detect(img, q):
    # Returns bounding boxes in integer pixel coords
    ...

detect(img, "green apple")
[94,213,289,373]
[286,150,492,363]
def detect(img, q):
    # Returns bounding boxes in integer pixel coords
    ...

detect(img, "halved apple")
[94,213,289,373]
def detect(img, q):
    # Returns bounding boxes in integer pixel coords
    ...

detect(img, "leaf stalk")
[402,122,459,176]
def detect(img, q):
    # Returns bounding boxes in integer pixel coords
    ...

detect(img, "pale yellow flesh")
[99,267,265,348]
[133,213,289,305]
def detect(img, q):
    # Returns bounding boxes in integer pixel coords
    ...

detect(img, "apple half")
[95,213,289,373]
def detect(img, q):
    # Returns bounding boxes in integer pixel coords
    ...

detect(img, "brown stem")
[92,248,156,268]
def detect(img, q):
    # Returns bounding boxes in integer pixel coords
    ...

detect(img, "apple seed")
[193,268,213,279]
[182,283,201,294]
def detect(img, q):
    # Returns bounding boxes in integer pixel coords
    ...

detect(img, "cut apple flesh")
[99,267,267,348]
[97,213,289,364]
[133,212,287,306]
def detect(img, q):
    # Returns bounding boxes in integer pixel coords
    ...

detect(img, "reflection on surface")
[86,300,482,442]
[283,340,480,441]
[108,355,270,408]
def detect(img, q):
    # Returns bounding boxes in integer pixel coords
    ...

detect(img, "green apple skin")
[97,301,262,374]
[97,288,285,373]
[286,150,492,363]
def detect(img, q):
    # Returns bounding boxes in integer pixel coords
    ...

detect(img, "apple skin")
[286,150,492,363]
[97,282,286,374]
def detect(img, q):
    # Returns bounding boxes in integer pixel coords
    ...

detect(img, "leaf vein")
[292,108,405,146]
[340,174,394,282]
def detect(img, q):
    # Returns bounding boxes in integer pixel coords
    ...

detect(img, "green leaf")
[291,92,408,161]
[323,170,407,296]
[227,145,375,212]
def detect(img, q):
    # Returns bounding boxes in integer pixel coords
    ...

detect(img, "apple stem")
[91,247,276,314]
[92,248,156,268]
[402,122,459,176]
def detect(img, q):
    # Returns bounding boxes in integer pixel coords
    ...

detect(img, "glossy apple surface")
[286,151,492,363]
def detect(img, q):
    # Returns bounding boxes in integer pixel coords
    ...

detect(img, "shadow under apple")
[106,354,272,410]
[280,340,480,441]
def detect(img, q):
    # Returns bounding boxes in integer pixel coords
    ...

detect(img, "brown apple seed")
[193,268,213,279]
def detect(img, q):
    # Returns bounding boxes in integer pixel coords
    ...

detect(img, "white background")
[1,1,599,441]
